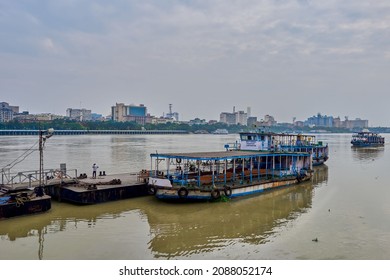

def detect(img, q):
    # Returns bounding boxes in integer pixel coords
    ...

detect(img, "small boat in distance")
[225,131,329,166]
[213,128,229,134]
[351,130,385,147]
[148,150,313,201]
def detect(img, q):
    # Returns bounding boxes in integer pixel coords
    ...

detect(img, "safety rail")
[1,168,78,188]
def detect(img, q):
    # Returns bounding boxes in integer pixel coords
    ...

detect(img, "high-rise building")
[220,107,249,125]
[0,102,19,122]
[305,113,334,127]
[220,112,236,125]
[235,110,247,125]
[111,103,151,124]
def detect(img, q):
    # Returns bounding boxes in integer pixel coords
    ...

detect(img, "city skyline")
[0,102,373,129]
[1,1,390,126]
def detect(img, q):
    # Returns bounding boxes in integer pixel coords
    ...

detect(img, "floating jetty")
[44,172,149,204]
[1,168,149,206]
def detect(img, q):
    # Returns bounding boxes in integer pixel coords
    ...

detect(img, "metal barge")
[0,186,51,220]
[148,150,312,201]
[44,172,149,205]
[1,168,149,205]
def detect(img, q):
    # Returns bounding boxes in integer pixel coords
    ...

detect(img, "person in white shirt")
[92,163,99,178]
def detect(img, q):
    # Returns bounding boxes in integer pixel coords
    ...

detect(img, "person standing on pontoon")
[92,163,99,179]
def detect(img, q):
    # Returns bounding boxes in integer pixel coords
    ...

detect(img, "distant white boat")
[213,129,228,134]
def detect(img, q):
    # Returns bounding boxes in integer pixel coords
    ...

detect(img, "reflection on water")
[351,146,385,163]
[147,184,314,258]
[0,165,329,260]
[147,165,329,259]
[312,164,328,187]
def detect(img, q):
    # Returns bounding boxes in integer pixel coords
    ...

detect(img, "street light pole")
[37,128,54,196]
[39,130,44,188]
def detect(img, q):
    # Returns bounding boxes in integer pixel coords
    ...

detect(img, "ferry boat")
[351,130,385,147]
[225,131,329,166]
[148,150,312,201]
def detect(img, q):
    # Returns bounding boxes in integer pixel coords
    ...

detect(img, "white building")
[66,108,92,121]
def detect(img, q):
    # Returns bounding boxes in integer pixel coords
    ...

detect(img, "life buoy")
[224,186,232,197]
[178,187,188,198]
[176,158,182,164]
[211,189,220,199]
[148,185,156,195]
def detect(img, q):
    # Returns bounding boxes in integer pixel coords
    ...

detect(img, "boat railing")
[224,142,240,150]
[163,167,301,188]
[1,168,78,188]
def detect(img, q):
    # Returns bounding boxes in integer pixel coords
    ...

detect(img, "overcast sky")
[1,0,390,126]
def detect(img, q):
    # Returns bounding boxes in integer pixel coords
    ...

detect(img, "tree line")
[2,119,387,133]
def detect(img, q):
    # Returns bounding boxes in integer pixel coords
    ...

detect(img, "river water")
[0,133,389,260]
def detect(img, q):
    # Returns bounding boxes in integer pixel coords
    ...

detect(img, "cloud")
[1,1,390,125]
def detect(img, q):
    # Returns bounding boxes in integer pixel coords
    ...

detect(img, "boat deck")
[64,173,146,192]
[43,172,149,204]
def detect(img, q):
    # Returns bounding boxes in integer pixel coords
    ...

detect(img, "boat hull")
[0,194,51,219]
[351,142,384,147]
[154,176,310,201]
[312,156,328,166]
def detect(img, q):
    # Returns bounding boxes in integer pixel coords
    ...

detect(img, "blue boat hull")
[351,142,384,147]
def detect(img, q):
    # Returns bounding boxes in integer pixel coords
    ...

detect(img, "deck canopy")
[150,150,311,161]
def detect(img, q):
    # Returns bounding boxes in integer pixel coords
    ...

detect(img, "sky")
[1,0,390,126]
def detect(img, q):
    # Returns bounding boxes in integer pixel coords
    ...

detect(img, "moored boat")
[225,131,329,166]
[0,186,51,220]
[351,130,385,147]
[148,150,312,201]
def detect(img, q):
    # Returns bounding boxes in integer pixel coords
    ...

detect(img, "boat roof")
[240,131,316,137]
[150,150,310,161]
[353,131,382,136]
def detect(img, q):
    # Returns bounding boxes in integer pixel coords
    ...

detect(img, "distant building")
[346,118,368,129]
[247,117,258,128]
[0,102,19,122]
[294,121,305,127]
[305,114,368,129]
[305,113,334,127]
[111,103,152,125]
[220,106,249,125]
[220,112,236,125]
[254,115,277,127]
[91,113,104,121]
[165,104,179,121]
[334,117,368,129]
[14,113,64,122]
[151,117,177,124]
[66,108,92,121]
[235,111,247,125]
[189,118,207,125]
